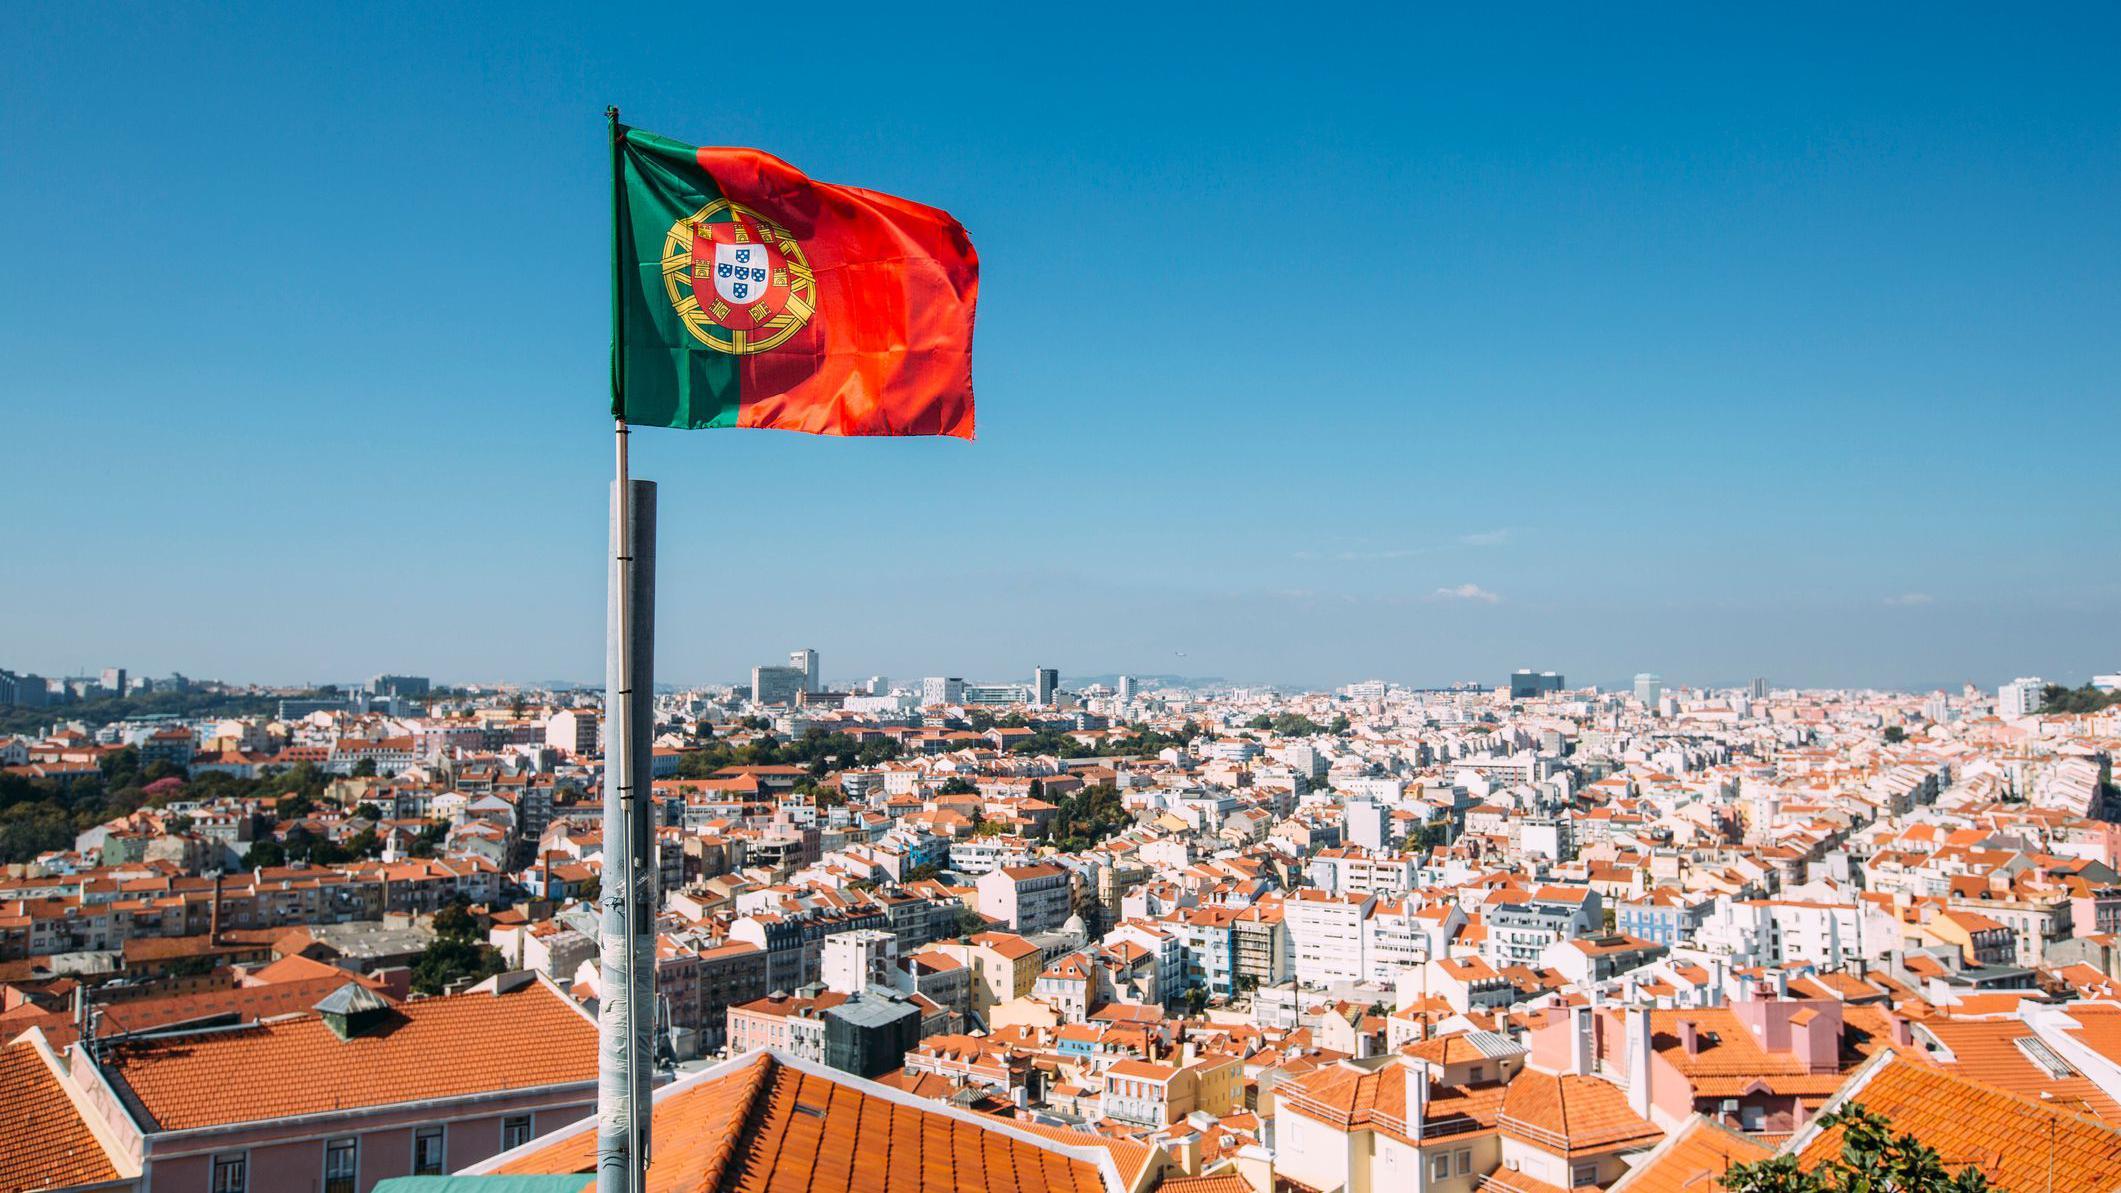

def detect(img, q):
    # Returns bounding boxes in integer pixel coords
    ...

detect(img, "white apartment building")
[1362,899,1429,983]
[545,709,598,757]
[1998,677,2046,718]
[1308,847,1418,897]
[1287,889,1376,987]
[976,863,1073,935]
[821,928,898,995]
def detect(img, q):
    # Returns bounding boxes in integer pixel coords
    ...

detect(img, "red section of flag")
[698,147,977,439]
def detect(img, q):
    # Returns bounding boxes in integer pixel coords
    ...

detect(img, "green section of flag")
[612,127,740,429]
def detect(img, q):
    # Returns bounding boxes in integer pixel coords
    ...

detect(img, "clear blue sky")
[4,3,2116,693]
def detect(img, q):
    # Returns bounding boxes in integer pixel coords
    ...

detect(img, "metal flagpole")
[597,105,651,1193]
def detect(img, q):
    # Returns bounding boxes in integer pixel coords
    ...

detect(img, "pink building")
[19,972,597,1193]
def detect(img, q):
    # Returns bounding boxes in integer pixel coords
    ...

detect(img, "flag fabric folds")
[612,127,978,438]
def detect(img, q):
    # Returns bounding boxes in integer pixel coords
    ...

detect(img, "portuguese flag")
[611,125,978,438]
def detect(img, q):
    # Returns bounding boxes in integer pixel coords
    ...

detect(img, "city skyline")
[2,650,2111,702]
[5,5,2118,691]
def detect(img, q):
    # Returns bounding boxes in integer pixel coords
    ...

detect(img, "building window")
[1432,1155,1452,1181]
[414,1126,446,1175]
[324,1138,357,1193]
[1456,1149,1472,1175]
[1572,1163,1598,1187]
[212,1154,247,1193]
[502,1114,533,1150]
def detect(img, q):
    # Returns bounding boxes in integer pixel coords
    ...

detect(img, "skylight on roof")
[2015,1035,2078,1080]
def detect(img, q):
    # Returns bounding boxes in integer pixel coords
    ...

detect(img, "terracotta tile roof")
[1796,1053,2121,1193]
[1913,1016,2121,1122]
[100,976,595,1131]
[487,1050,1122,1193]
[1480,1168,1590,1193]
[1643,1006,1901,1099]
[1499,1071,1663,1156]
[2052,1002,2121,1069]
[1006,1119,1158,1188]
[1158,1177,1248,1193]
[0,1038,122,1192]
[1401,1031,1523,1067]
[1278,1059,1506,1146]
[1608,1115,1771,1193]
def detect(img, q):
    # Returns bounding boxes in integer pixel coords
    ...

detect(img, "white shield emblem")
[713,242,773,305]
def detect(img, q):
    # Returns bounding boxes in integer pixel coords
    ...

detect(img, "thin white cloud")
[1432,583,1501,604]
[1883,593,1935,607]
[1335,547,1425,561]
[1459,529,1512,547]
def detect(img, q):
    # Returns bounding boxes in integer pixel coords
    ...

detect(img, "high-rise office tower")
[1634,673,1663,709]
[1032,667,1059,707]
[752,665,807,706]
[789,649,819,693]
[1509,669,1564,699]
[1747,676,1769,700]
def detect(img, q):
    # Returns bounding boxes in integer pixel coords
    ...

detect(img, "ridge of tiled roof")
[0,1034,127,1192]
[482,1049,1133,1193]
[1792,1050,2121,1193]
[1607,1114,1772,1193]
[1499,1070,1662,1156]
[98,974,595,1131]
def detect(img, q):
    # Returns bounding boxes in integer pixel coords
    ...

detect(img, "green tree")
[0,804,75,863]
[101,747,143,791]
[407,820,448,858]
[939,776,979,795]
[432,898,480,939]
[410,937,506,995]
[1046,783,1132,853]
[1883,726,1907,744]
[2039,684,2121,715]
[1009,729,1078,756]
[1721,1106,1993,1193]
[0,688,280,738]
[242,838,287,869]
[674,729,902,779]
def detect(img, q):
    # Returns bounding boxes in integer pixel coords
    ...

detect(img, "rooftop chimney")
[1569,1004,1595,1076]
[1625,1007,1653,1120]
[1401,1055,1432,1138]
[209,872,223,945]
[1678,1018,1699,1057]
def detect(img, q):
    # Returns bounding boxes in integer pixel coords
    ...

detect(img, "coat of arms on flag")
[659,200,817,355]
